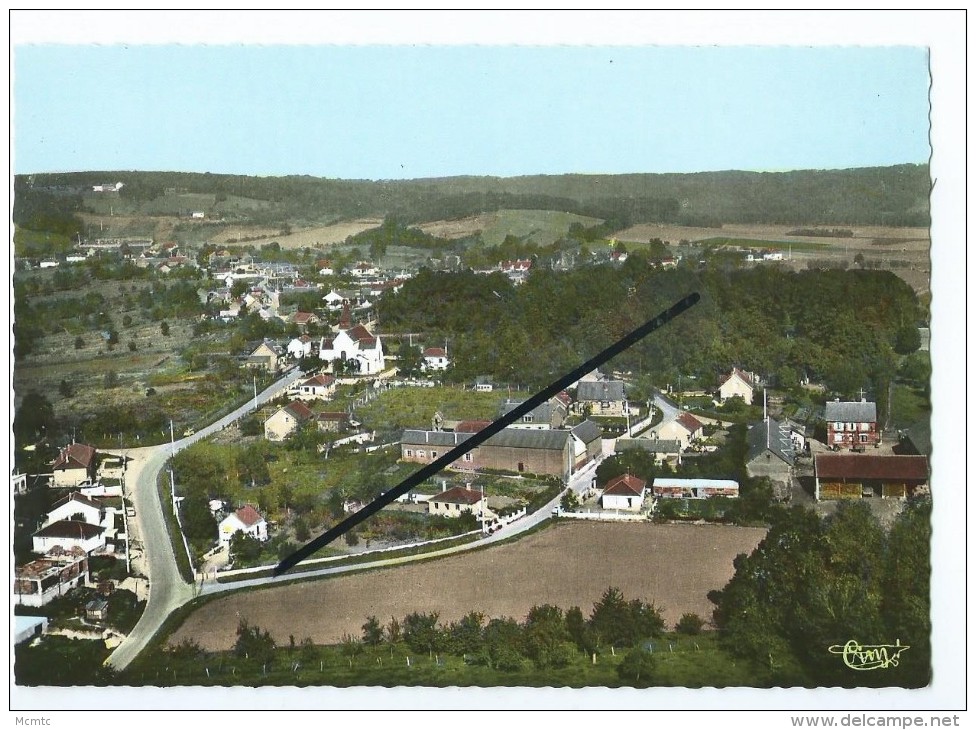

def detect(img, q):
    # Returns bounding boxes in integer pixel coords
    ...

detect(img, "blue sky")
[13,44,930,179]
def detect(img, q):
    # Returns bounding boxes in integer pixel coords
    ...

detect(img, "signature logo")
[828,639,910,671]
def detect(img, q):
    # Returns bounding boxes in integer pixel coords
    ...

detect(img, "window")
[405,449,413,457]
[834,433,844,443]
[463,453,473,462]
[432,451,438,458]
[523,415,533,423]
[417,449,426,458]
[518,462,525,473]
[859,434,869,443]
[834,422,843,430]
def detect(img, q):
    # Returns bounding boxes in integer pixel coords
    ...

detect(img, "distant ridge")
[17,163,930,228]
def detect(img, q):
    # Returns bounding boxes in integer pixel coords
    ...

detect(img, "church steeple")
[339,301,352,330]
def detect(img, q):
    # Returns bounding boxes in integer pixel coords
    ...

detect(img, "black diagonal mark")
[274,292,699,576]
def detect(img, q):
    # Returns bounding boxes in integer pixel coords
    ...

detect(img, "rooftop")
[815,454,928,481]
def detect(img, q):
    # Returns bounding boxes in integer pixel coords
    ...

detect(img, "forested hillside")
[15,163,930,232]
[377,259,923,417]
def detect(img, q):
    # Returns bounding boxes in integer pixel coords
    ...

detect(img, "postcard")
[7,9,966,722]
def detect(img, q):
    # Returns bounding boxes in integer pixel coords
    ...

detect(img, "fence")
[557,509,648,522]
[208,529,483,580]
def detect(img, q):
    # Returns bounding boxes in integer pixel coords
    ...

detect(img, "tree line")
[377,261,923,409]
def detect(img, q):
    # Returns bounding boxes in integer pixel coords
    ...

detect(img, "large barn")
[814,453,929,500]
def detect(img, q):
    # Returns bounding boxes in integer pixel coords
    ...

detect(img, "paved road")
[105,366,306,670]
[653,390,680,423]
[106,362,599,669]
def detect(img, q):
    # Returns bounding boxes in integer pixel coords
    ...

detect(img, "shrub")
[676,612,705,635]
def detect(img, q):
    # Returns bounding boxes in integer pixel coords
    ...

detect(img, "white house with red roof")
[422,347,450,371]
[318,303,385,375]
[500,259,533,284]
[718,369,757,405]
[219,504,269,545]
[348,261,378,278]
[290,373,337,401]
[652,412,705,450]
[600,474,647,511]
[264,400,316,441]
[51,443,97,488]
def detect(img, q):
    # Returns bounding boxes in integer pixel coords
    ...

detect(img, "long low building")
[814,453,929,500]
[401,427,574,482]
[652,477,740,499]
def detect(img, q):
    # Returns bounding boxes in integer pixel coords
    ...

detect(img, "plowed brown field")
[169,521,766,651]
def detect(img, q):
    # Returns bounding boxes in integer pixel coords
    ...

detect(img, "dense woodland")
[377,260,924,418]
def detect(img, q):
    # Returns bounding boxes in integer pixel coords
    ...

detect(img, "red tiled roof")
[455,420,492,433]
[52,443,96,471]
[346,324,375,343]
[815,454,929,481]
[431,486,484,505]
[602,473,647,497]
[51,491,103,511]
[720,369,754,387]
[35,520,105,540]
[234,504,265,527]
[424,347,447,357]
[317,412,349,422]
[302,374,335,388]
[283,400,315,422]
[294,312,318,324]
[677,412,704,432]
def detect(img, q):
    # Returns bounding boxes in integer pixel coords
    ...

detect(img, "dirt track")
[168,521,766,651]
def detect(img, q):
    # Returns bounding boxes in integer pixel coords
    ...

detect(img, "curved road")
[106,366,306,669]
[107,363,601,670]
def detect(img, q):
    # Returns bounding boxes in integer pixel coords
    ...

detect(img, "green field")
[356,385,506,431]
[699,237,829,253]
[476,209,603,247]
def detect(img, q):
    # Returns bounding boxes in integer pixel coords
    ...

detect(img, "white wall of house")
[45,499,110,528]
[600,492,645,511]
[52,467,90,488]
[32,533,105,555]
[264,409,302,441]
[719,376,754,404]
[219,515,269,545]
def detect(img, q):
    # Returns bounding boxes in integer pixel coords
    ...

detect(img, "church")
[318,303,385,375]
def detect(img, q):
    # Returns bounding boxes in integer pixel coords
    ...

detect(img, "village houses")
[824,398,881,450]
[51,443,98,488]
[718,368,757,405]
[264,400,316,441]
[574,380,628,417]
[319,303,385,375]
[651,412,705,450]
[219,504,269,546]
[600,474,647,512]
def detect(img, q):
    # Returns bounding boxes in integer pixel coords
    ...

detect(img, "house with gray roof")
[401,427,574,482]
[824,399,880,450]
[574,380,628,417]
[500,396,567,430]
[746,417,796,501]
[570,419,603,468]
[615,437,682,465]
